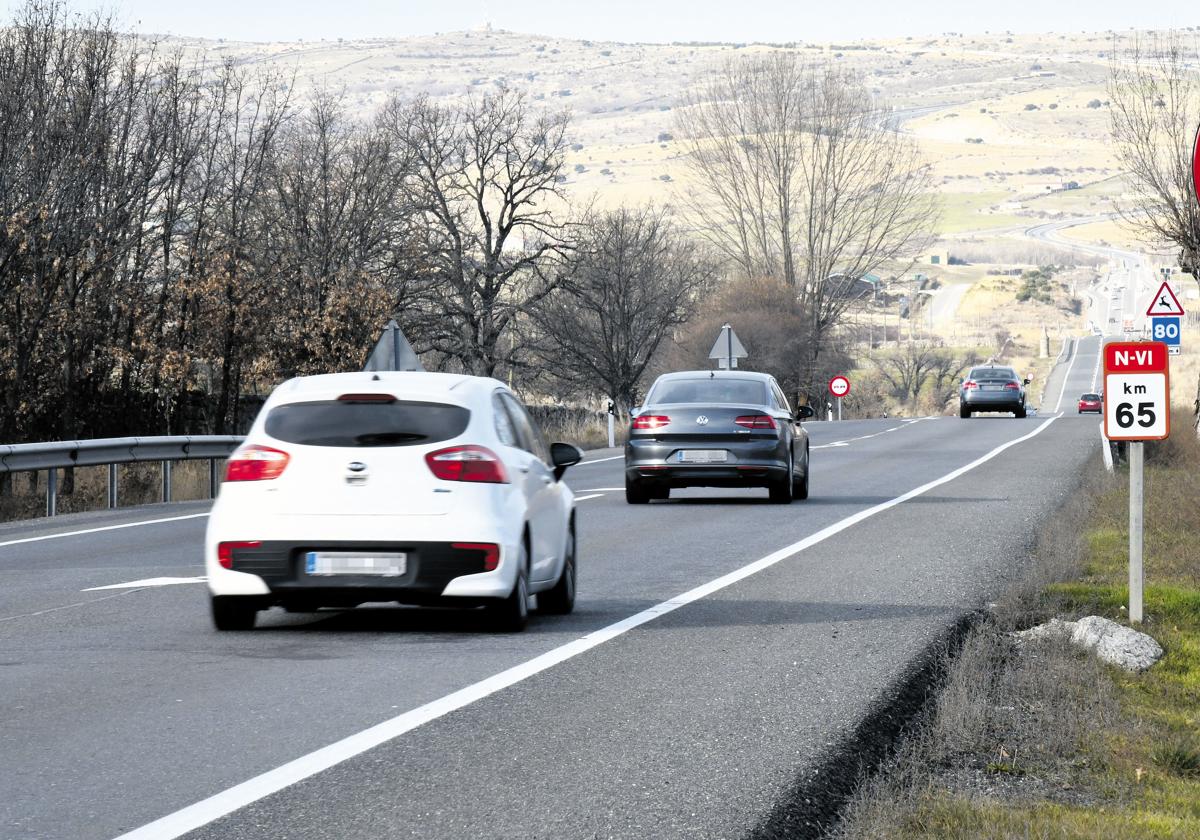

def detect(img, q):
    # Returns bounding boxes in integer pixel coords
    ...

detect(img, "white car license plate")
[983,384,1004,391]
[677,449,728,464]
[305,552,407,577]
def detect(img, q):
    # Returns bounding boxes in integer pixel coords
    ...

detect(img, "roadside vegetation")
[833,411,1200,839]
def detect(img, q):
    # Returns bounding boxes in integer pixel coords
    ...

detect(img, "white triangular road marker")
[83,576,206,592]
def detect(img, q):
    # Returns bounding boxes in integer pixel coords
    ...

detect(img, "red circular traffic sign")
[828,375,851,398]
[1193,121,1200,208]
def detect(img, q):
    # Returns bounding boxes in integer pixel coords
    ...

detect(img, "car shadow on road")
[794,495,1010,506]
[245,596,955,637]
[662,495,1009,506]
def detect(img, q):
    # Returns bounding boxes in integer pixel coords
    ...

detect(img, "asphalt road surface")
[1,340,1105,840]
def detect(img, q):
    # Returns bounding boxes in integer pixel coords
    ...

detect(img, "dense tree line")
[1,1,936,457]
[0,1,582,444]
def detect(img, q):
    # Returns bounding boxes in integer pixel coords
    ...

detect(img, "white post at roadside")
[1129,441,1144,623]
[607,412,615,449]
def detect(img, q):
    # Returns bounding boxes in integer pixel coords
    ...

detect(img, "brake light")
[225,445,290,482]
[962,380,978,390]
[1004,382,1020,390]
[734,415,777,430]
[452,542,501,571]
[337,393,396,403]
[425,445,509,483]
[632,415,670,430]
[217,540,261,569]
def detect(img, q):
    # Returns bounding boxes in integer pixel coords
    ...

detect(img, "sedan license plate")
[677,449,728,464]
[982,384,1004,391]
[305,552,407,577]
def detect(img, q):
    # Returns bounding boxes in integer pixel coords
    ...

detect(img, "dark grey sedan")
[624,371,814,504]
[959,365,1030,418]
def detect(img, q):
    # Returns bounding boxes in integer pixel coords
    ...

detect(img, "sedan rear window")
[649,379,767,405]
[1082,393,1100,401]
[970,368,1016,381]
[265,400,469,447]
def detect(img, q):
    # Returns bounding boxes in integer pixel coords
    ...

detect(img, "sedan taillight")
[425,445,509,483]
[962,380,978,390]
[225,445,290,482]
[734,415,777,429]
[632,415,670,430]
[1004,382,1020,391]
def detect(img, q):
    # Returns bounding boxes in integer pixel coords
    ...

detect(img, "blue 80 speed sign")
[1151,317,1181,346]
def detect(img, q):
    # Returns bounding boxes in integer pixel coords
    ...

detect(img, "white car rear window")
[265,400,469,447]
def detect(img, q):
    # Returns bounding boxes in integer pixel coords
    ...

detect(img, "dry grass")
[0,460,220,523]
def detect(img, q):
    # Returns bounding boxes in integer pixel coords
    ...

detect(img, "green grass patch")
[935,192,1027,234]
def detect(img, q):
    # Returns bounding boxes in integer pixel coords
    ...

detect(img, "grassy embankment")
[835,411,1200,839]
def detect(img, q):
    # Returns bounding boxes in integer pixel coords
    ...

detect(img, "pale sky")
[15,0,1198,43]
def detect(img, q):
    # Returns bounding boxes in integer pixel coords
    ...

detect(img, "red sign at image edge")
[1193,121,1200,208]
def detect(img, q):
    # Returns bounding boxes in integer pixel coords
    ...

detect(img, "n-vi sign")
[1103,342,1170,441]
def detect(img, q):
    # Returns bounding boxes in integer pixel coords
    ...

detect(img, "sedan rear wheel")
[959,404,971,419]
[768,455,794,504]
[793,450,810,501]
[625,478,651,504]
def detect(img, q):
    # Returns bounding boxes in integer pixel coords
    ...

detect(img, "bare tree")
[676,54,937,388]
[386,90,573,376]
[871,341,972,408]
[1108,37,1200,431]
[532,206,718,411]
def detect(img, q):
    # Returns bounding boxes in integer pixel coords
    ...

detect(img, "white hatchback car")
[205,372,583,632]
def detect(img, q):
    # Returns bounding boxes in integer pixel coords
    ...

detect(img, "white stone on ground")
[1011,615,1164,672]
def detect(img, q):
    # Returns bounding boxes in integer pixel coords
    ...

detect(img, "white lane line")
[812,417,935,450]
[82,576,206,592]
[572,494,604,502]
[113,414,1060,840]
[577,455,623,465]
[578,488,622,492]
[1090,339,1103,393]
[0,513,209,549]
[1054,340,1081,413]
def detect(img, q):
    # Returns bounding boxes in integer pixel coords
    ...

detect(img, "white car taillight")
[225,445,290,482]
[425,445,509,484]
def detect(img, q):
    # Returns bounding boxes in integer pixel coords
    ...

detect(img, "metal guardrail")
[0,436,244,517]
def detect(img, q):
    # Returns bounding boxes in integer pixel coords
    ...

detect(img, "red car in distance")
[1078,393,1102,414]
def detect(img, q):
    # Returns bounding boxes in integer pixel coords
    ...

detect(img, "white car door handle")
[540,475,553,485]
[518,465,531,474]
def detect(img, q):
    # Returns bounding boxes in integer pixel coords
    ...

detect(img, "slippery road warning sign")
[1146,281,1185,317]
[1103,342,1170,441]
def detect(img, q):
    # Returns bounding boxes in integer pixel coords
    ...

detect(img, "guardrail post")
[107,463,118,508]
[209,459,218,499]
[46,468,57,517]
[161,460,172,503]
